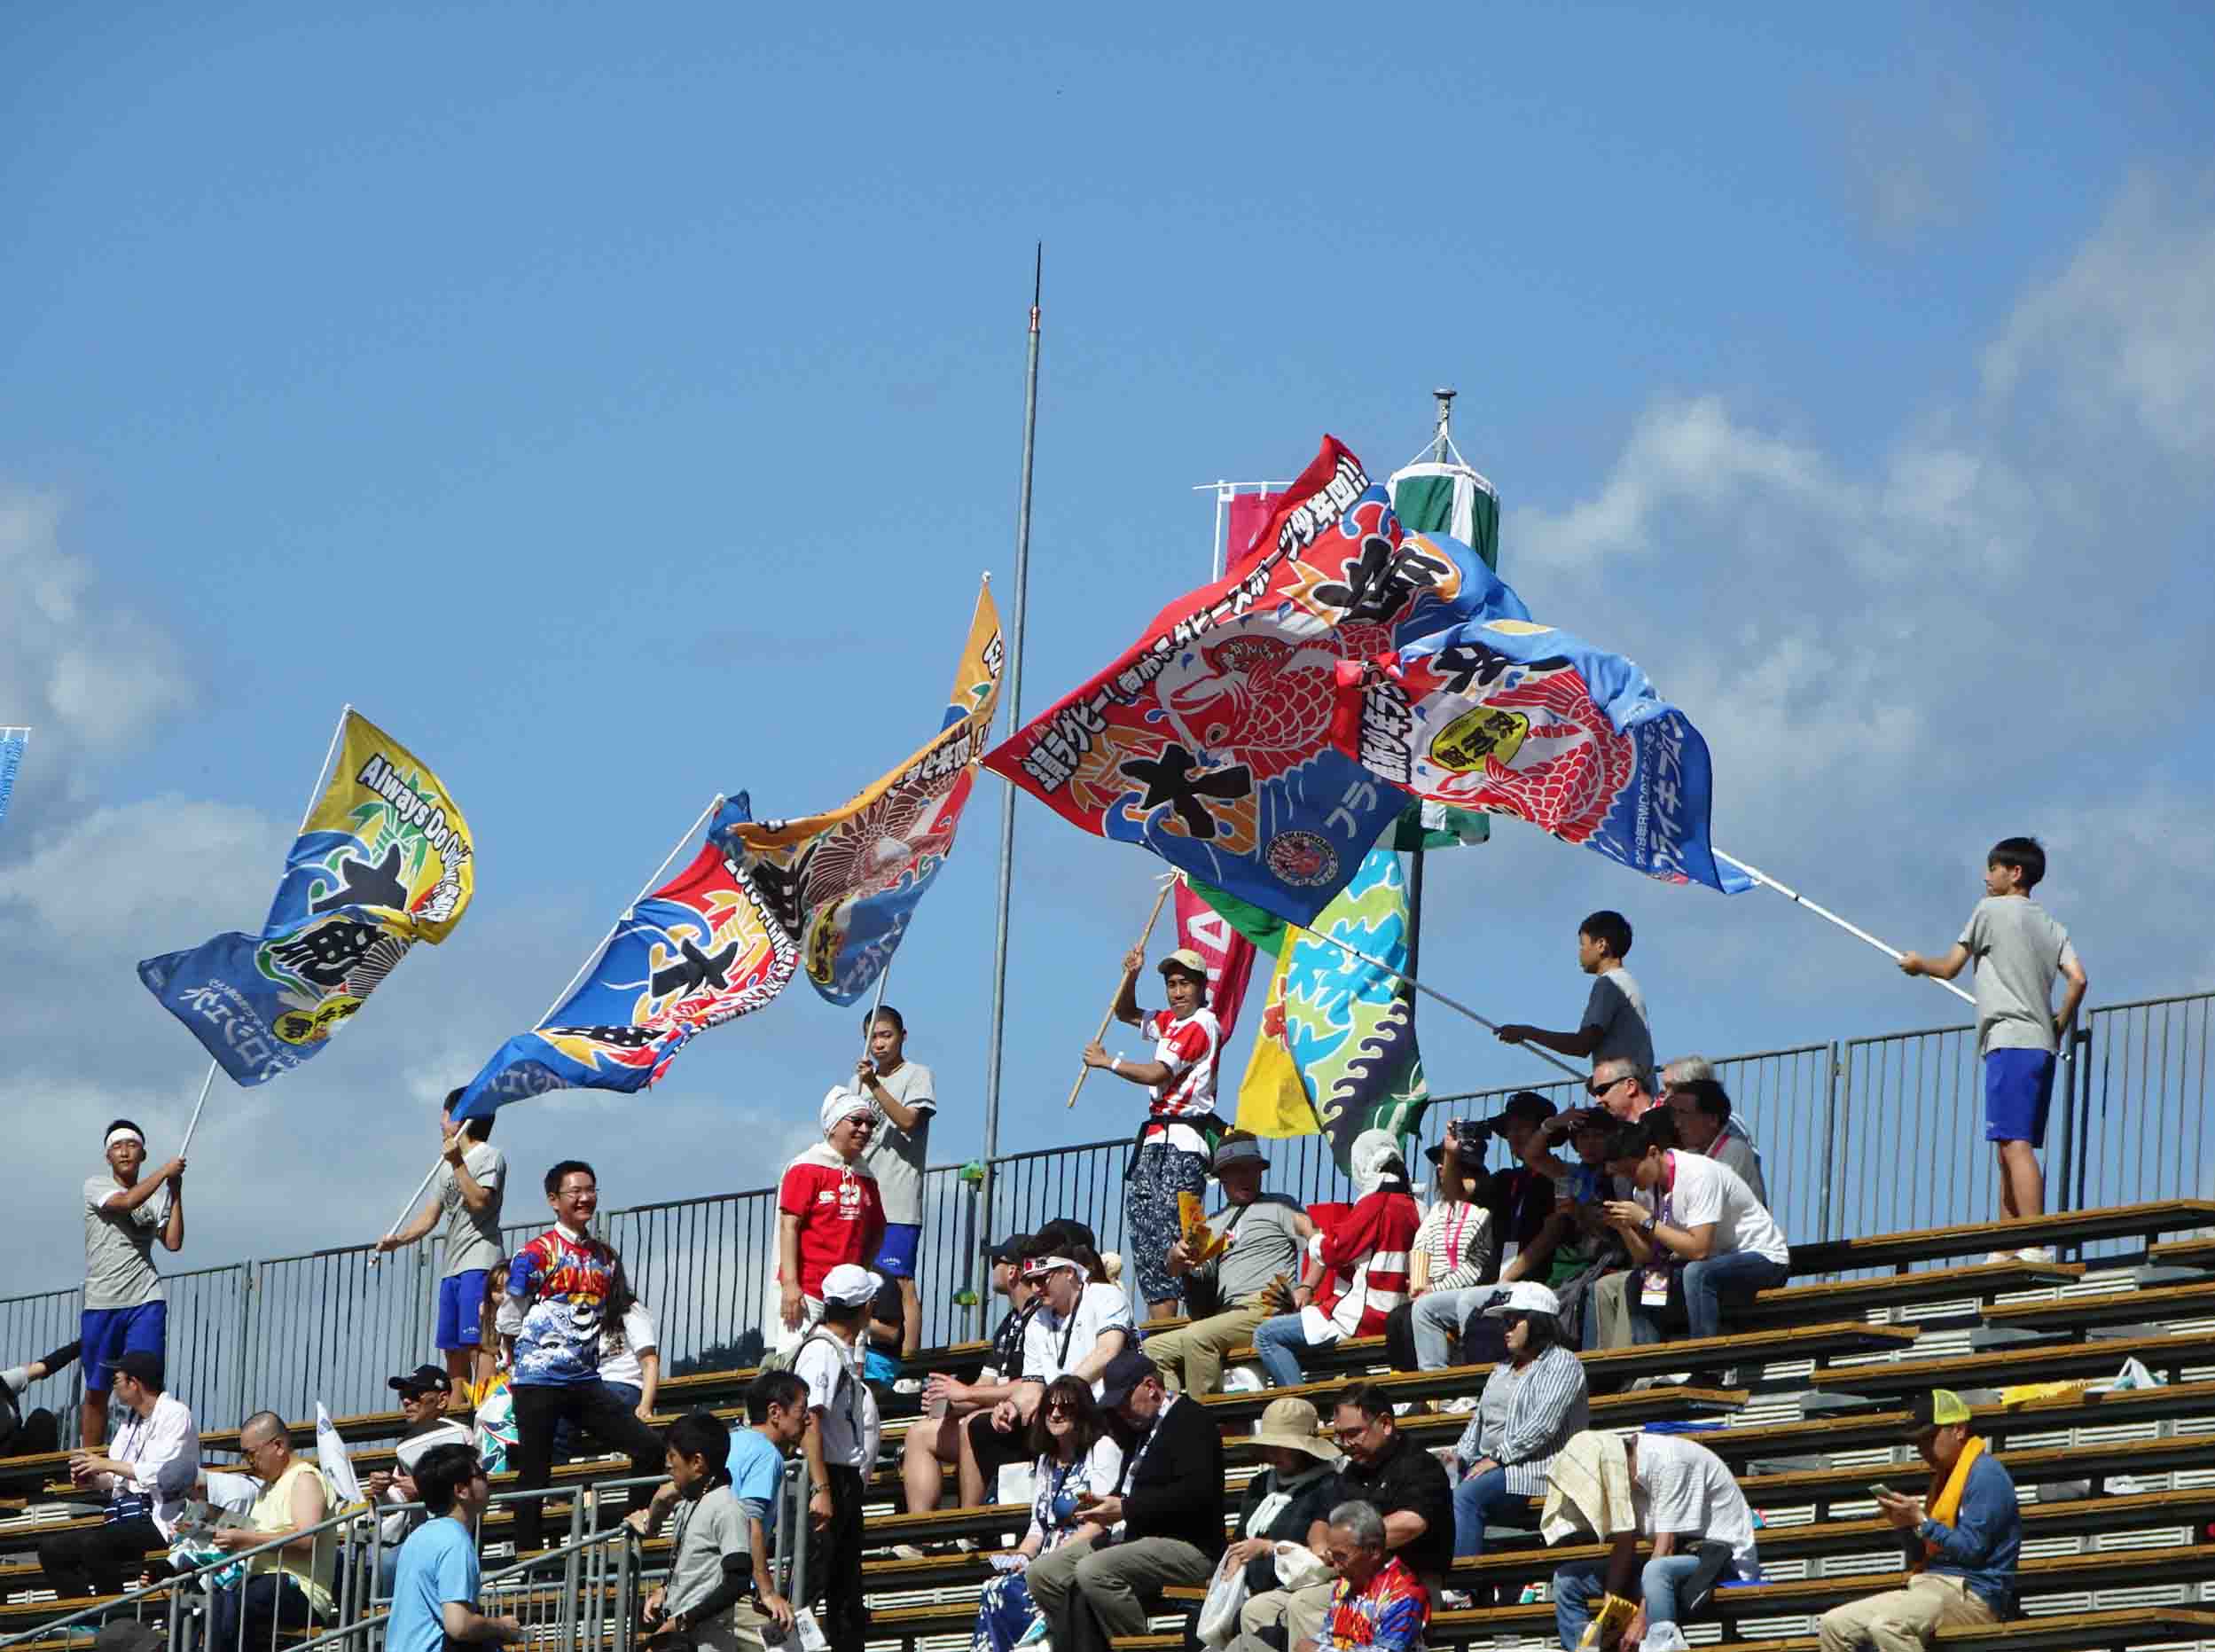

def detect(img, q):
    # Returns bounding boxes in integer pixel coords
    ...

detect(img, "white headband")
[105,1127,145,1150]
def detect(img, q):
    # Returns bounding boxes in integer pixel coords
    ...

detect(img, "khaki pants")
[1589,1269,1636,1351]
[1147,1303,1270,1395]
[1027,1534,1217,1652]
[1818,1574,2000,1652]
[1230,1579,1336,1652]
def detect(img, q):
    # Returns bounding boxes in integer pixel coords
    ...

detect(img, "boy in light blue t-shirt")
[1901,836,2087,1244]
[387,1444,518,1652]
[720,1369,811,1640]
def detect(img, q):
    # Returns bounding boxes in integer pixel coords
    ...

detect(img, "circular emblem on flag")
[1264,830,1339,889]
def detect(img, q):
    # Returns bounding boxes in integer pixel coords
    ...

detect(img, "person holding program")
[1900,836,2086,1242]
[1152,1132,1313,1396]
[80,1120,184,1448]
[632,1412,777,1652]
[1082,944,1226,1320]
[1495,910,1653,1078]
[375,1092,506,1396]
[854,1004,935,1359]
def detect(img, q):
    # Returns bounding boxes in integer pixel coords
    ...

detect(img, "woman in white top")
[969,1375,1124,1652]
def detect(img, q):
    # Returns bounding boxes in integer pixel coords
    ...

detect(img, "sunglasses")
[1044,1401,1078,1416]
[1585,1074,1631,1098]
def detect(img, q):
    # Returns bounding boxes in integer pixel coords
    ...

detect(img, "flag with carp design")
[986,438,1527,927]
[137,709,475,1084]
[450,817,796,1119]
[716,580,1002,1004]
[1331,611,1749,894]
[1229,848,1428,1169]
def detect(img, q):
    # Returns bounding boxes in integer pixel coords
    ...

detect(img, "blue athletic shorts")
[873,1223,922,1280]
[81,1302,167,1392]
[436,1270,490,1351]
[1984,1048,2057,1147]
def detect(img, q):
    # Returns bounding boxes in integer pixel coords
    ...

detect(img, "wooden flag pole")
[1066,878,1175,1109]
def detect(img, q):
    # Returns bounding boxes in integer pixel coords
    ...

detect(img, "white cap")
[1482,1280,1563,1320]
[820,1264,883,1308]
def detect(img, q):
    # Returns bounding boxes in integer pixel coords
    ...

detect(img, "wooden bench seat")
[1788,1199,2215,1275]
[1980,1279,2215,1335]
[1809,1328,2215,1396]
[2148,1235,2215,1272]
[1734,1257,2082,1323]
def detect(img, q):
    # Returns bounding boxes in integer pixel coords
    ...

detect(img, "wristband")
[1110,1056,1123,1075]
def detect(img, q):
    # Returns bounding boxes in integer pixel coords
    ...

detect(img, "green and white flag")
[1386,460,1500,848]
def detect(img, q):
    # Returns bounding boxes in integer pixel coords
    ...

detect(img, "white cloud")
[1983,172,2215,463]
[0,796,286,951]
[0,491,194,787]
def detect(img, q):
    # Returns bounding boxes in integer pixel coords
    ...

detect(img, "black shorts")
[964,1405,1034,1481]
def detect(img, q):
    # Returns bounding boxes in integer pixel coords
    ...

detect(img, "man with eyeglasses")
[1331,1386,1454,1583]
[39,1351,198,1600]
[1661,1062,1769,1208]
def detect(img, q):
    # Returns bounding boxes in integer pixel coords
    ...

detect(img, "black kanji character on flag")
[650,936,740,999]
[1120,743,1252,840]
[268,918,384,988]
[309,843,410,916]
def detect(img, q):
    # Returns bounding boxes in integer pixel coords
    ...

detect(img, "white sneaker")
[1441,1396,1479,1413]
[1984,1250,2017,1265]
[2018,1245,2058,1264]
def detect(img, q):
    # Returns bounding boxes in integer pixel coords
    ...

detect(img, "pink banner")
[1173,879,1258,1043]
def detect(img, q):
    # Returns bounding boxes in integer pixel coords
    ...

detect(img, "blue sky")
[4,4,2212,1292]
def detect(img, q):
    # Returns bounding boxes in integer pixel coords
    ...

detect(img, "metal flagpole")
[982,247,1041,1172]
[1402,390,1456,990]
[371,793,724,1264]
[1713,850,1976,1006]
[164,703,355,1217]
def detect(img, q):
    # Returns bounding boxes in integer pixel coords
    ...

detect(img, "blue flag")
[137,710,476,1085]
[983,436,1529,926]
[1331,607,1750,895]
[451,810,796,1120]
[0,729,24,832]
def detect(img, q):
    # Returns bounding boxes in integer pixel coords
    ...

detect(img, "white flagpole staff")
[1068,876,1176,1109]
[1715,850,1976,1007]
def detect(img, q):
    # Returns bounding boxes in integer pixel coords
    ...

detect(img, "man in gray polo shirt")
[375,1092,506,1394]
[1147,1132,1314,1395]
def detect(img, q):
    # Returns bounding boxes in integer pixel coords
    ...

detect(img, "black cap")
[1475,1092,1559,1138]
[1034,1217,1099,1254]
[107,1351,163,1390]
[982,1234,1028,1264]
[1096,1348,1161,1410]
[388,1364,453,1398]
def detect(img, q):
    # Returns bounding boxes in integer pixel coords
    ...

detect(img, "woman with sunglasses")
[1444,1281,1588,1586]
[970,1375,1124,1652]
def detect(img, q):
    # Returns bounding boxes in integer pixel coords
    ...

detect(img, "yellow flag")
[313,709,477,944]
[1235,927,1319,1137]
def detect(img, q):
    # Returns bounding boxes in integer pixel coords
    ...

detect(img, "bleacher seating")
[9,1200,2215,1652]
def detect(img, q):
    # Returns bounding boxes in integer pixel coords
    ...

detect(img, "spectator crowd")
[11,836,2090,1652]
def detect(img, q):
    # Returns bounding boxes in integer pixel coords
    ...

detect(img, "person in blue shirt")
[1818,1390,2020,1650]
[386,1445,520,1652]
[723,1369,810,1639]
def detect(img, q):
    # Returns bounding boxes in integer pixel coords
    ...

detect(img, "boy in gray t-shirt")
[80,1118,184,1448]
[1496,909,1653,1078]
[1902,836,2087,1242]
[853,1005,935,1360]
[375,1092,507,1394]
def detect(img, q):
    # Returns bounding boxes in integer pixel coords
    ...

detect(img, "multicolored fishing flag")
[1171,876,1257,1042]
[450,810,796,1119]
[0,728,26,832]
[1232,848,1428,1169]
[1331,611,1750,894]
[138,709,475,1084]
[716,580,1002,1004]
[985,437,1527,927]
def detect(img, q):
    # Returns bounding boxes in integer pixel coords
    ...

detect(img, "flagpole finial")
[1431,388,1457,463]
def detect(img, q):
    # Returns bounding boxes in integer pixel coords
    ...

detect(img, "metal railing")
[9,990,2212,1454]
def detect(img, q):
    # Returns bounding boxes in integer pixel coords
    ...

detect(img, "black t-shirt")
[867,1279,907,1358]
[1482,1167,1556,1255]
[989,1301,1037,1380]
[1338,1429,1455,1578]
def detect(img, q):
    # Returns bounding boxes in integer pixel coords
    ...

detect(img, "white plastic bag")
[1195,1556,1252,1648]
[1272,1541,1334,1592]
[1639,1624,1691,1652]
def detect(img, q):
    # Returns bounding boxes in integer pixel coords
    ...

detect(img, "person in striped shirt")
[1441,1282,1589,1574]
[1388,1124,1498,1373]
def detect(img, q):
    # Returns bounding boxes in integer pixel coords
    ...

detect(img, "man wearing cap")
[794,1264,884,1652]
[1473,1094,1565,1279]
[1084,944,1225,1320]
[40,1351,200,1600]
[1151,1132,1314,1396]
[365,1366,475,1589]
[1027,1349,1225,1652]
[80,1119,184,1448]
[964,1243,1134,1506]
[768,1089,885,1355]
[1818,1390,2020,1651]
[903,1235,1039,1515]
[1407,1101,1553,1369]
[1446,1282,1588,1569]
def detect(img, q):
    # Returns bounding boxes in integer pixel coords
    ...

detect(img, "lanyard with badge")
[1640,1152,1680,1309]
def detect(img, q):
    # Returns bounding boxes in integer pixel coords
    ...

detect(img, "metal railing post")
[1819,1042,1842,1244]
